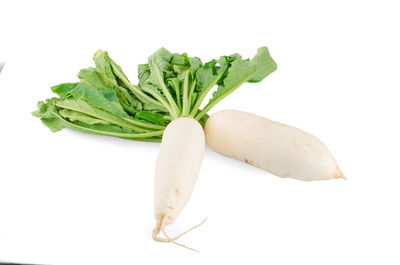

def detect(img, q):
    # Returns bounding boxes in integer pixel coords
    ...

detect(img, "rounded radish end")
[333,166,347,180]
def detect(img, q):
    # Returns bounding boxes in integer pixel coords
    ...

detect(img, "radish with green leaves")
[33,47,278,245]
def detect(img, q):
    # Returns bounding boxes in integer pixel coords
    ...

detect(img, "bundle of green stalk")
[33,47,276,142]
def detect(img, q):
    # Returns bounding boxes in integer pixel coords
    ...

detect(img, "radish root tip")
[152,216,207,252]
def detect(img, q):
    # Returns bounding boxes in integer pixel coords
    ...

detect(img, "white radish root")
[204,110,345,181]
[153,117,205,247]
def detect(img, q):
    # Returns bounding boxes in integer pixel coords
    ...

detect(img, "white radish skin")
[153,117,205,242]
[205,110,345,181]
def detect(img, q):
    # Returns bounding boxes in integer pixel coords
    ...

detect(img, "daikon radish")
[204,110,345,181]
[153,117,205,247]
[33,47,278,248]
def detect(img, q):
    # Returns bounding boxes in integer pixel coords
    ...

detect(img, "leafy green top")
[33,47,277,142]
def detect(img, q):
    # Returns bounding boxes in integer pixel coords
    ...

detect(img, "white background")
[1,0,399,264]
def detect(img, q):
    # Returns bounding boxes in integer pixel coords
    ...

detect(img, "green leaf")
[196,57,229,94]
[138,63,151,85]
[93,50,120,87]
[55,99,150,132]
[145,48,180,118]
[61,118,163,141]
[51,82,128,117]
[188,57,202,75]
[145,48,174,93]
[55,113,163,142]
[216,53,241,86]
[79,68,122,105]
[170,53,202,79]
[59,109,111,125]
[33,98,163,141]
[137,63,172,112]
[195,47,277,120]
[171,53,189,66]
[79,52,144,115]
[135,111,165,126]
[147,48,174,80]
[212,47,276,99]
[32,98,63,132]
[99,87,120,103]
[168,53,203,114]
[188,56,230,117]
[79,67,107,89]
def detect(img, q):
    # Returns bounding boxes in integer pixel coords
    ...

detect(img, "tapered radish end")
[152,216,207,252]
[333,166,347,180]
[152,215,169,242]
